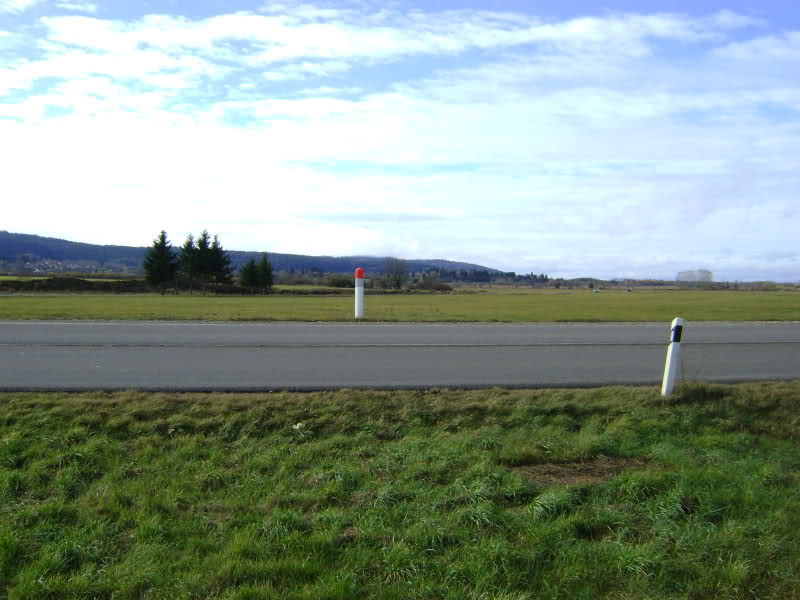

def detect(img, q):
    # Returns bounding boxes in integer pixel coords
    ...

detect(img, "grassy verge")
[0,276,129,282]
[2,382,800,599]
[0,289,798,321]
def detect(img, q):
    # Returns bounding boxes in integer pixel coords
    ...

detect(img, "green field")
[2,382,800,598]
[0,276,50,281]
[0,276,126,283]
[0,289,797,322]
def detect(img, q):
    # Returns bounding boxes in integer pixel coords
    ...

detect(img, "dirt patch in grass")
[510,456,652,486]
[336,527,362,546]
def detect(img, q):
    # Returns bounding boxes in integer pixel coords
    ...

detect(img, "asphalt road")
[1,321,798,390]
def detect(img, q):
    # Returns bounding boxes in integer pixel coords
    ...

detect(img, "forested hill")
[0,231,147,264]
[0,231,498,274]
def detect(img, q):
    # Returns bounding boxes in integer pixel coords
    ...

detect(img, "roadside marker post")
[354,267,365,320]
[661,317,685,397]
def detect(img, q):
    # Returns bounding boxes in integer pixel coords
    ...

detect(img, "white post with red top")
[354,267,365,319]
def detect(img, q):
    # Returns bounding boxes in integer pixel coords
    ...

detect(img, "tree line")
[143,231,272,294]
[144,232,549,294]
[418,268,549,285]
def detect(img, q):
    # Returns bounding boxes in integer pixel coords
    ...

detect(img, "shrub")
[325,274,355,288]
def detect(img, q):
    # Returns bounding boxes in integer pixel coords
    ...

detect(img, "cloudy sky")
[1,0,798,280]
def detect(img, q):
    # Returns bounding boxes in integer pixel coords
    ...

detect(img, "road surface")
[0,321,798,390]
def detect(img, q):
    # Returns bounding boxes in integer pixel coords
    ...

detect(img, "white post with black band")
[661,317,685,397]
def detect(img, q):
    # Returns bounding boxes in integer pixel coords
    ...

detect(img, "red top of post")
[354,267,365,279]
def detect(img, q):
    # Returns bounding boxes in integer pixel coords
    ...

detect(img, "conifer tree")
[239,259,258,289]
[210,235,233,284]
[256,253,273,292]
[179,234,197,295]
[143,230,178,295]
[195,230,213,282]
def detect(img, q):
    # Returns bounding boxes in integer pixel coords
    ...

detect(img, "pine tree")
[256,254,273,292]
[210,235,233,285]
[179,234,197,295]
[239,259,258,289]
[143,231,178,295]
[195,230,213,283]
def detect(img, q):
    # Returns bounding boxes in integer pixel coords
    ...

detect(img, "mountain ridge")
[0,231,499,275]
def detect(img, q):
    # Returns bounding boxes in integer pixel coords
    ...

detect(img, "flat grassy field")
[2,382,799,599]
[0,276,126,283]
[0,276,49,281]
[0,289,798,321]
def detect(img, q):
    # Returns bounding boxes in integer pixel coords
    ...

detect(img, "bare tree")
[384,257,409,290]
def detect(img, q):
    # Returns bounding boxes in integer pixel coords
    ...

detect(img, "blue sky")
[1,1,798,280]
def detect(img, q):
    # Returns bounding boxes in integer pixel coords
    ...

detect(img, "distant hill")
[0,231,146,265]
[0,231,498,275]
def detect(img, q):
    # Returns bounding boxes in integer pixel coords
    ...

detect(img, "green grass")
[0,276,128,283]
[2,382,800,599]
[0,276,50,281]
[272,284,350,293]
[0,289,798,321]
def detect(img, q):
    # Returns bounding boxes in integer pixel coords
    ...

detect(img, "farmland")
[0,288,797,322]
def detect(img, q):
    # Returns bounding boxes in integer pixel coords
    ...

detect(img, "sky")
[1,1,798,281]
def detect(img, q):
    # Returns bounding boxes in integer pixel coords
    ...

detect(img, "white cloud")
[34,8,760,69]
[55,1,98,13]
[714,31,800,60]
[0,0,43,13]
[708,9,764,30]
[1,8,764,104]
[262,59,352,81]
[295,85,363,97]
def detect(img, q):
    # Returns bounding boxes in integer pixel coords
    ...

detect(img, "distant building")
[677,269,713,282]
